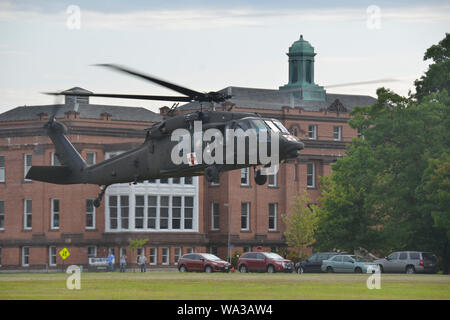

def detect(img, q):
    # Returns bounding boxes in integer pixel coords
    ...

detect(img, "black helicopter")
[26,64,304,207]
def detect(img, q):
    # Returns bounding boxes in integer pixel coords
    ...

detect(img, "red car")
[238,252,294,273]
[178,253,231,273]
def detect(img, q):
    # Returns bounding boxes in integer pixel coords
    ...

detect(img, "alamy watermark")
[170,121,283,175]
[66,265,81,290]
[66,5,81,30]
[366,5,381,30]
[366,265,381,290]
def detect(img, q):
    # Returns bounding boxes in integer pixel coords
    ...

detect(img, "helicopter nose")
[280,135,304,159]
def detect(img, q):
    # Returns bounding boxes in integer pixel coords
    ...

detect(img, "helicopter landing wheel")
[93,185,108,208]
[254,169,267,185]
[205,165,219,183]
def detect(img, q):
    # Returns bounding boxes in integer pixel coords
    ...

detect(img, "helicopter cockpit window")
[248,119,269,133]
[272,119,290,134]
[235,120,251,131]
[264,120,280,133]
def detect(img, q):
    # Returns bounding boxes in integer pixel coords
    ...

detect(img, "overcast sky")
[0,0,449,114]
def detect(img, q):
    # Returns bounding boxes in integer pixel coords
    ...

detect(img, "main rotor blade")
[324,78,400,89]
[44,92,193,102]
[94,64,206,100]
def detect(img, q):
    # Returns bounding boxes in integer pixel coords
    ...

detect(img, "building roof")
[178,86,377,112]
[0,98,163,123]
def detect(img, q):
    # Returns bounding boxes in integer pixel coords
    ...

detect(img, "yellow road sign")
[59,248,70,260]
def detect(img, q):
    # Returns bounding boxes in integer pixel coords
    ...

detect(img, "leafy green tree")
[414,33,450,101]
[282,193,319,259]
[315,34,450,272]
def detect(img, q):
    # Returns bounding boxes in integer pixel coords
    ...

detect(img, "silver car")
[374,251,439,274]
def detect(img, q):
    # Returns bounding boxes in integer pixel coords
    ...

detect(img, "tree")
[315,34,450,272]
[129,238,149,263]
[414,33,450,101]
[282,193,319,259]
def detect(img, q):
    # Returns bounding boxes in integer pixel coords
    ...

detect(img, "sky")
[0,0,449,114]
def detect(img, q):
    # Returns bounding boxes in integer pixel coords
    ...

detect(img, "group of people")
[106,252,148,273]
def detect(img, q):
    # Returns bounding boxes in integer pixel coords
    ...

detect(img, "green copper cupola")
[280,35,326,101]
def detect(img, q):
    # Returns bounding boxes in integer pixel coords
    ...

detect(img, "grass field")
[0,271,449,300]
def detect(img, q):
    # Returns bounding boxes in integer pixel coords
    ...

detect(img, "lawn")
[0,271,449,300]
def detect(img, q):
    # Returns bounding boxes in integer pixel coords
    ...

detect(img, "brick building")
[0,36,376,270]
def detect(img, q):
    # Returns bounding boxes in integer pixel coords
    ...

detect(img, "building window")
[308,125,317,140]
[148,196,157,229]
[269,203,277,231]
[241,168,249,186]
[86,199,95,229]
[24,199,32,230]
[174,247,182,265]
[109,196,129,230]
[268,166,278,187]
[172,196,182,229]
[51,152,61,166]
[160,196,169,229]
[186,247,194,254]
[24,154,32,180]
[172,177,180,184]
[108,196,129,230]
[241,202,250,231]
[0,155,5,182]
[51,199,60,229]
[86,152,96,166]
[135,195,145,229]
[162,248,169,265]
[49,246,57,266]
[160,178,169,184]
[149,248,157,265]
[184,196,194,230]
[22,247,30,266]
[0,200,4,230]
[307,163,315,188]
[184,176,193,184]
[211,203,220,230]
[333,126,342,141]
[88,246,97,258]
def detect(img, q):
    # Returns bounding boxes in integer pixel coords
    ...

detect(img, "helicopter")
[26,64,305,207]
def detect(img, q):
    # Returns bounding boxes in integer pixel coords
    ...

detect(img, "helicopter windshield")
[249,119,269,133]
[264,120,280,133]
[272,119,290,134]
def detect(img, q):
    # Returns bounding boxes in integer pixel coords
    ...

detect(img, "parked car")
[178,253,231,273]
[295,252,343,274]
[321,255,378,273]
[237,252,294,273]
[374,251,439,274]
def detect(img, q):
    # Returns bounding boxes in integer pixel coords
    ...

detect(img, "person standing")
[120,253,127,272]
[107,252,115,272]
[138,253,147,272]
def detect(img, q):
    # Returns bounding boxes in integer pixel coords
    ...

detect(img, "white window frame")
[211,202,220,231]
[51,152,61,166]
[240,168,250,186]
[49,246,57,266]
[24,199,32,230]
[268,165,278,187]
[86,152,96,166]
[241,202,250,231]
[88,246,97,258]
[24,154,32,181]
[161,247,169,265]
[308,124,317,140]
[149,247,157,265]
[85,199,96,230]
[0,155,5,183]
[269,203,277,231]
[333,126,342,141]
[307,162,315,188]
[174,247,182,265]
[51,198,60,230]
[22,247,30,267]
